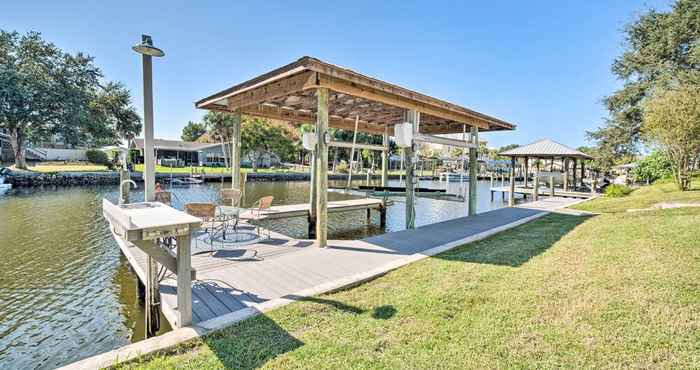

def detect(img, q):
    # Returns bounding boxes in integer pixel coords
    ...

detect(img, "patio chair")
[154,191,172,206]
[248,195,274,239]
[185,202,217,254]
[218,188,242,239]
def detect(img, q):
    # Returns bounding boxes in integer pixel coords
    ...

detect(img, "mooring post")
[175,234,192,327]
[379,203,387,227]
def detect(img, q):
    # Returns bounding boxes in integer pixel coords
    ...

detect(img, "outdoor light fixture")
[132,34,165,57]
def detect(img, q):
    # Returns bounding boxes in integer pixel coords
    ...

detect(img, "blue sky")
[3,0,670,149]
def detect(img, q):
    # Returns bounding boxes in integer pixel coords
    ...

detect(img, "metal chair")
[249,196,274,239]
[154,191,172,205]
[218,188,242,239]
[185,202,217,254]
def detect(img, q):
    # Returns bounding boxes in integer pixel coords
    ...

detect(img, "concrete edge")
[60,208,554,370]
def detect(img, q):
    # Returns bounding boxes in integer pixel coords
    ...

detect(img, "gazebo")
[196,56,516,247]
[499,139,594,204]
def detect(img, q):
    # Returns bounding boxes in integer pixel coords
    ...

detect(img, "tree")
[240,116,295,172]
[641,84,700,190]
[181,120,206,142]
[588,0,700,160]
[0,30,140,169]
[632,151,673,183]
[203,111,237,168]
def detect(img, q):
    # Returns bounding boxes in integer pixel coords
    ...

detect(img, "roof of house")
[499,139,593,159]
[195,56,515,135]
[131,138,225,152]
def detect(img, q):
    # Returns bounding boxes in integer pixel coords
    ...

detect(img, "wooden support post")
[572,159,578,190]
[175,234,192,328]
[308,150,317,239]
[231,110,242,190]
[580,160,585,188]
[346,115,359,189]
[381,125,389,187]
[524,157,529,188]
[468,126,478,216]
[404,110,419,229]
[550,175,555,196]
[315,88,329,247]
[508,157,516,206]
[533,160,540,201]
[379,204,387,227]
[501,173,505,187]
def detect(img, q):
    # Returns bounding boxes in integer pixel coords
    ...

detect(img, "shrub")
[604,184,633,198]
[336,160,349,174]
[632,151,672,183]
[85,149,109,165]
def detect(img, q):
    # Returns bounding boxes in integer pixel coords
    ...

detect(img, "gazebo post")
[580,160,586,189]
[381,125,389,187]
[508,156,516,206]
[533,158,540,201]
[572,159,578,190]
[524,157,529,188]
[468,126,478,216]
[563,158,570,191]
[315,88,329,247]
[230,110,242,190]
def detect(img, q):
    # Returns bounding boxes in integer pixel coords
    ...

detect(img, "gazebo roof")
[196,56,515,135]
[499,139,593,159]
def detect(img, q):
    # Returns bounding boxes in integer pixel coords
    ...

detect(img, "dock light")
[132,35,165,57]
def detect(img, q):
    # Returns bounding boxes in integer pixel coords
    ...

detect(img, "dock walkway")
[490,185,594,199]
[117,197,581,329]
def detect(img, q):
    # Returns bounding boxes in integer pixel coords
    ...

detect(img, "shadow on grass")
[204,296,395,369]
[436,213,593,267]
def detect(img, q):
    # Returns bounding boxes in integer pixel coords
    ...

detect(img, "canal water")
[0,179,507,369]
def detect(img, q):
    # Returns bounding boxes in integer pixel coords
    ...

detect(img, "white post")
[175,234,192,327]
[315,88,329,247]
[381,125,389,187]
[346,115,359,189]
[231,110,242,189]
[142,54,156,202]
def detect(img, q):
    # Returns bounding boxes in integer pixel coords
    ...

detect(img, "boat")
[170,177,204,185]
[0,175,11,195]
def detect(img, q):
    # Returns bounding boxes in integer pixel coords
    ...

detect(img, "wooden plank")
[226,71,315,110]
[413,133,476,149]
[192,282,233,317]
[315,87,329,247]
[331,140,386,152]
[132,240,197,280]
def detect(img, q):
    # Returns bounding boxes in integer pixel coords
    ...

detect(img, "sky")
[3,0,672,149]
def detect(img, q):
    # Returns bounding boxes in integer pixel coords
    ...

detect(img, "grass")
[572,176,700,213]
[19,163,109,172]
[120,179,700,369]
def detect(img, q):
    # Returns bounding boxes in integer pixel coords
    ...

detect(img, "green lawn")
[121,181,700,369]
[572,176,700,213]
[23,163,109,172]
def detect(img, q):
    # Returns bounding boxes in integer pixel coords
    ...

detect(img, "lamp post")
[132,35,164,338]
[133,34,164,202]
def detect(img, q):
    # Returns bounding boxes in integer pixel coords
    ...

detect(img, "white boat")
[0,176,11,195]
[171,177,204,185]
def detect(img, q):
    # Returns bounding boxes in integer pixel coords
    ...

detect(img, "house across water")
[130,138,280,168]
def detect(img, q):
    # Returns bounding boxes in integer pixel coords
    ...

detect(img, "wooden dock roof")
[196,56,515,135]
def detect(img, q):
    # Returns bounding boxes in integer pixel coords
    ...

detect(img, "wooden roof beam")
[226,71,316,111]
[316,73,489,130]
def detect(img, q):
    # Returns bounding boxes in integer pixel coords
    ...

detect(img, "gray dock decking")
[117,197,580,328]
